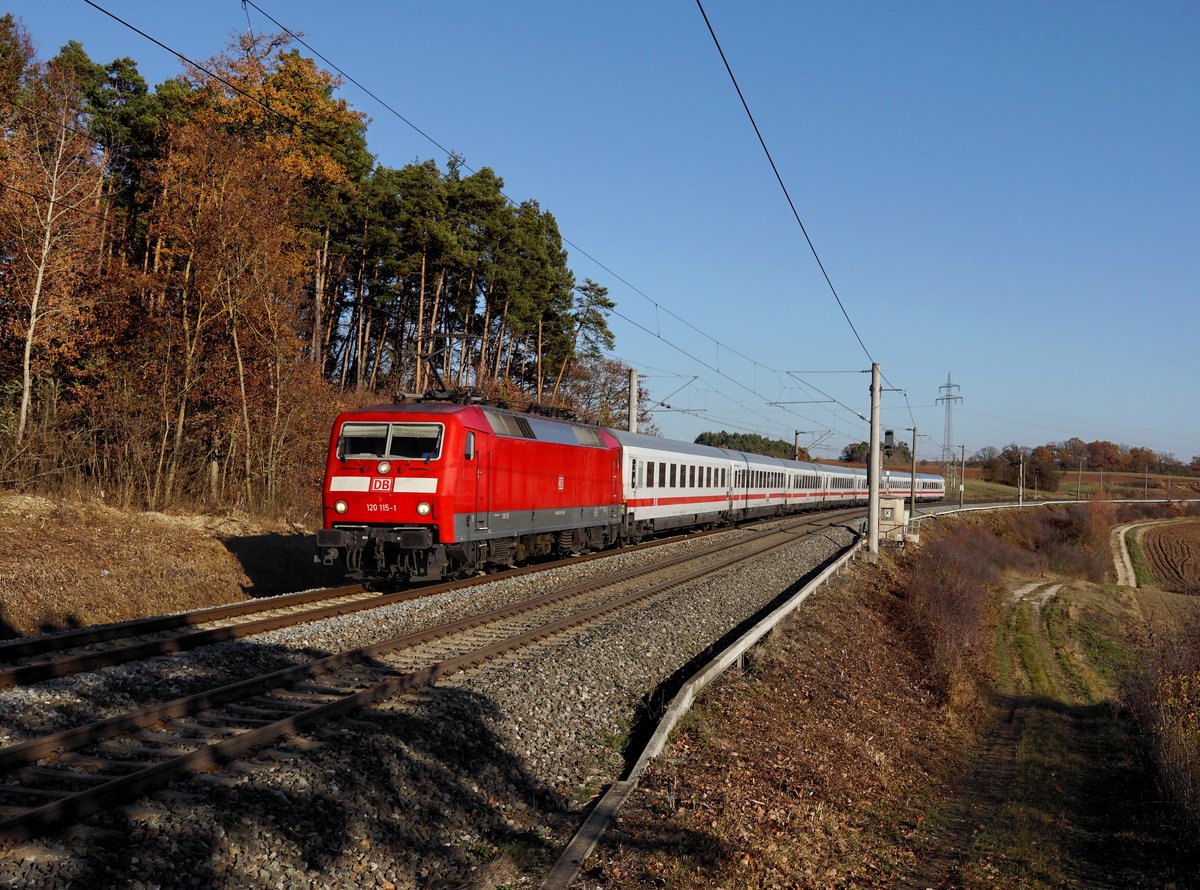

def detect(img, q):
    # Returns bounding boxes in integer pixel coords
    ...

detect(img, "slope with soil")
[588,513,1200,888]
[0,494,341,638]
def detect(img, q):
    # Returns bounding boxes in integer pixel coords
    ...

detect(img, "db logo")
[370,478,393,492]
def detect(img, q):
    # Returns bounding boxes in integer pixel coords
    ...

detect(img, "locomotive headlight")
[334,500,348,514]
[416,501,432,516]
[376,460,392,475]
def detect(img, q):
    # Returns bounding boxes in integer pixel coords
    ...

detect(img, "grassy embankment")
[591,502,1200,888]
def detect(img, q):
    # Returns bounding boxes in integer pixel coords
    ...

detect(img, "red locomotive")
[316,401,624,580]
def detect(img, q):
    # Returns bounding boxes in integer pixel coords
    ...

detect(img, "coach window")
[659,463,666,487]
[646,461,655,488]
[670,464,677,487]
[689,466,695,487]
[630,457,638,489]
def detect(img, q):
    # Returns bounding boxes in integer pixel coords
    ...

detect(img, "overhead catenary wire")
[694,1,914,404]
[237,0,773,382]
[79,0,831,439]
[609,354,864,445]
[609,303,868,434]
[694,0,873,366]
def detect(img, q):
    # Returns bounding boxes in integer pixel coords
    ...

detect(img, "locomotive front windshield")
[338,422,443,461]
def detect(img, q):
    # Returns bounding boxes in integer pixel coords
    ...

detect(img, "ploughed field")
[1142,521,1200,594]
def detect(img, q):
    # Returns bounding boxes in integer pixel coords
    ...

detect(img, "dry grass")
[588,553,970,887]
[0,493,337,637]
[1123,580,1200,843]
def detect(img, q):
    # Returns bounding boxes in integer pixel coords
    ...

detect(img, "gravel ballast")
[0,523,855,889]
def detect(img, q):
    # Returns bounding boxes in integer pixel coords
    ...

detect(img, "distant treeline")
[970,440,1200,491]
[694,431,809,461]
[0,17,650,515]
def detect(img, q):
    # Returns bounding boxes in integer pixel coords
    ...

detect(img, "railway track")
[0,511,857,844]
[0,510,862,690]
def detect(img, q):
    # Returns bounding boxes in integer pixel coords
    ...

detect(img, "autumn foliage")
[0,18,632,518]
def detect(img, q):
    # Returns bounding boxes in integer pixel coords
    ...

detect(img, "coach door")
[468,432,490,533]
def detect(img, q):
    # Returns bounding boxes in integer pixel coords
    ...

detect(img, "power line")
[694,2,920,416]
[609,303,867,435]
[238,0,777,379]
[87,0,796,426]
[239,0,457,164]
[694,0,874,366]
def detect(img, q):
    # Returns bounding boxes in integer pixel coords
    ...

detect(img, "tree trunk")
[15,197,56,447]
[536,320,544,402]
[311,224,331,370]
[230,316,254,507]
[414,249,428,393]
[477,297,492,383]
[491,298,510,382]
[426,269,445,389]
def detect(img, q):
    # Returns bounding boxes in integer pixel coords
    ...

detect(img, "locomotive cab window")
[339,423,389,459]
[387,423,443,460]
[337,422,443,462]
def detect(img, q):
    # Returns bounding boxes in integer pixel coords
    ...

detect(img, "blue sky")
[9,1,1199,463]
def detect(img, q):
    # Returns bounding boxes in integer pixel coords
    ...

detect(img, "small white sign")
[557,475,565,491]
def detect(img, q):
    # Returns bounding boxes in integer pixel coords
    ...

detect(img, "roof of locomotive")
[338,402,620,449]
[342,402,482,417]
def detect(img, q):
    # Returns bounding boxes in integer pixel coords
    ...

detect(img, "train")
[315,399,945,581]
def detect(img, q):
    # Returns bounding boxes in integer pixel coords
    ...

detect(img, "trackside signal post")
[867,363,881,560]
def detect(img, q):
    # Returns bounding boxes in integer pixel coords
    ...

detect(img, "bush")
[1123,614,1200,841]
[902,505,1119,703]
[900,524,1034,701]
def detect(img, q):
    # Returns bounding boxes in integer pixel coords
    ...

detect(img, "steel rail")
[0,584,367,662]
[0,515,836,843]
[0,516,820,769]
[0,509,864,690]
